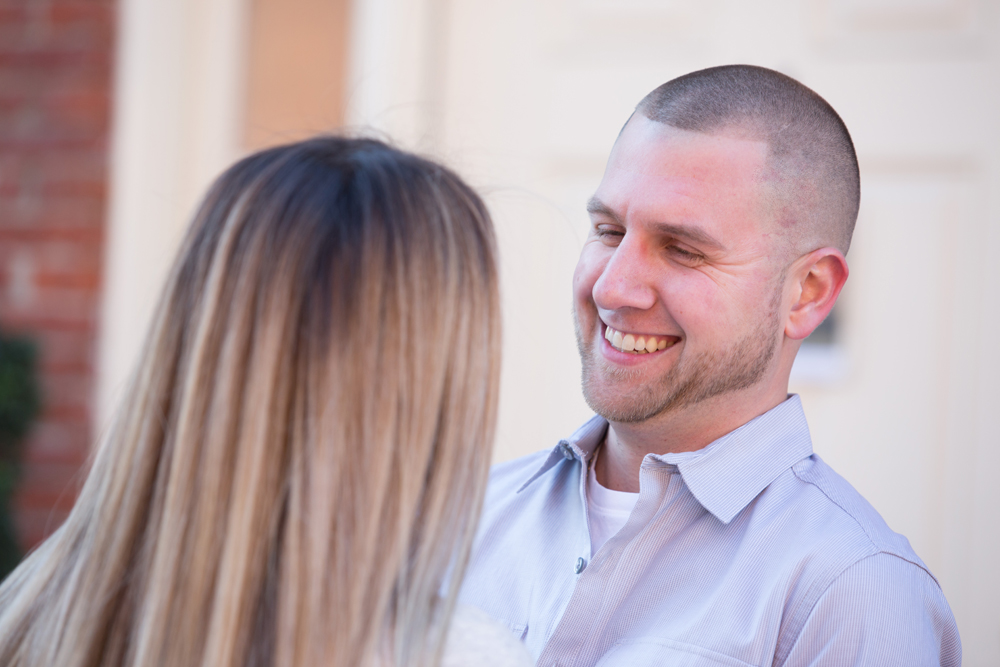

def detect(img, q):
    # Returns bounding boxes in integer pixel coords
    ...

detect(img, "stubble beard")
[575,292,783,425]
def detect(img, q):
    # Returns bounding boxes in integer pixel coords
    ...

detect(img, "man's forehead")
[597,118,770,214]
[608,116,771,180]
[591,116,779,249]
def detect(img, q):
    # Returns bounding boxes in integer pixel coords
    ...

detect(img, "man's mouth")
[604,325,680,355]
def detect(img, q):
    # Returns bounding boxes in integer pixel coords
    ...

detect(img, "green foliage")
[0,332,41,579]
[0,336,40,455]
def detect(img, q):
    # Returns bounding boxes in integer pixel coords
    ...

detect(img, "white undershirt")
[587,449,640,557]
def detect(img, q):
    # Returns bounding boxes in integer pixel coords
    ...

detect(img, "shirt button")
[575,557,587,574]
[560,442,575,460]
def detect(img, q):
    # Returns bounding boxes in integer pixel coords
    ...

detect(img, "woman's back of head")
[0,137,501,667]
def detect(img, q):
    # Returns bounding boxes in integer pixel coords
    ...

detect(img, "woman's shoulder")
[442,604,534,667]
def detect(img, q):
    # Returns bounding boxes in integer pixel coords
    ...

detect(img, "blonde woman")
[0,137,530,667]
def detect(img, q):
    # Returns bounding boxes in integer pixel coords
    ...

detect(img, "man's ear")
[784,248,849,341]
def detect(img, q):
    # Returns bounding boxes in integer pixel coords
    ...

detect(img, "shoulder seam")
[790,462,934,580]
[775,551,943,667]
[790,463,875,549]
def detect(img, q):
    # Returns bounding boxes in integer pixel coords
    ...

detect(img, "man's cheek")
[572,266,601,305]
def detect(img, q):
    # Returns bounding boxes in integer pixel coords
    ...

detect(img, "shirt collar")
[519,395,813,524]
[517,414,607,492]
[652,395,813,523]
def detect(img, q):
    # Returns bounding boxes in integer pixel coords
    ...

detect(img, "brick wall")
[0,0,114,550]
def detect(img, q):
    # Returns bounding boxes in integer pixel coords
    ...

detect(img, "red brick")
[0,122,108,148]
[0,92,110,142]
[0,68,109,99]
[0,317,91,332]
[14,460,85,504]
[39,366,93,402]
[0,237,103,276]
[38,368,94,412]
[32,327,97,372]
[12,505,72,550]
[0,247,100,304]
[39,405,89,424]
[0,0,112,554]
[0,240,105,277]
[0,194,106,229]
[0,228,103,243]
[0,46,110,65]
[39,182,104,199]
[0,150,108,197]
[0,283,100,329]
[0,137,105,153]
[0,28,109,56]
[0,63,110,99]
[21,418,91,464]
[0,8,29,22]
[16,492,79,518]
[35,271,99,290]
[39,240,104,276]
[0,98,109,146]
[0,68,109,100]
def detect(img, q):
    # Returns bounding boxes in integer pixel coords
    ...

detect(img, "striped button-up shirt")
[459,396,960,666]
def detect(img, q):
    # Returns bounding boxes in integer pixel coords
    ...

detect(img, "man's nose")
[592,235,658,312]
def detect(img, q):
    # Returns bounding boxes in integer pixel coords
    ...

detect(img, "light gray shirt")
[459,395,960,666]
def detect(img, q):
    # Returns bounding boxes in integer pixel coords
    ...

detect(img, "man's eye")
[668,245,702,262]
[595,227,624,244]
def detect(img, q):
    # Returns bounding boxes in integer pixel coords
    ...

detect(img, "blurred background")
[0,0,997,662]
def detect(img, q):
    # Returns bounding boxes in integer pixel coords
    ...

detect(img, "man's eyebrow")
[586,196,725,250]
[650,222,725,251]
[586,197,621,223]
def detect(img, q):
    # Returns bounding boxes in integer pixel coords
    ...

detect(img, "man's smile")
[602,323,680,355]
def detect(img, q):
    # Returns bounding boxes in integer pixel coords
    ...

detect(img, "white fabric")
[441,604,534,667]
[586,451,639,557]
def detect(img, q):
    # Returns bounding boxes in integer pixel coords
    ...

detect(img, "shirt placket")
[537,459,682,667]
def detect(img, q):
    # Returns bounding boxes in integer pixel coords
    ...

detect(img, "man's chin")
[583,391,667,424]
[581,368,678,425]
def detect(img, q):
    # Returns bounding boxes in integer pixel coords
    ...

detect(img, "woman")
[0,137,527,667]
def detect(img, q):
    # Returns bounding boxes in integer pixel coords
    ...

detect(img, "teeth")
[603,325,677,355]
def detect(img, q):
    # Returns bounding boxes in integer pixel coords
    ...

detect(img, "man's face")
[574,116,787,424]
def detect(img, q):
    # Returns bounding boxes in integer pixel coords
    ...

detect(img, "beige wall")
[98,0,248,430]
[101,0,999,662]
[99,0,353,428]
[244,0,351,149]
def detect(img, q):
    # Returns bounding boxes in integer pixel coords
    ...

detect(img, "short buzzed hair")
[637,65,860,254]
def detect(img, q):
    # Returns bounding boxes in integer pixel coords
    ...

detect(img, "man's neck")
[595,388,789,493]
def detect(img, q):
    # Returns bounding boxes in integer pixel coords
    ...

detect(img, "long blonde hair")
[0,137,501,667]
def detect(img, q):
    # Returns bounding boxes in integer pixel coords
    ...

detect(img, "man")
[459,65,960,666]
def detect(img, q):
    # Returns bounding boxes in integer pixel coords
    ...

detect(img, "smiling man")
[459,65,960,666]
